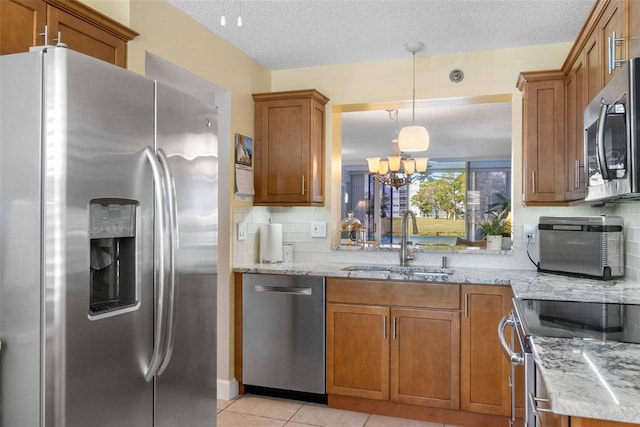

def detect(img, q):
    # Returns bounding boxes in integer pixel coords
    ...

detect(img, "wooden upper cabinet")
[0,0,138,67]
[630,0,640,58]
[584,29,602,113]
[0,0,46,55]
[600,0,626,85]
[518,71,566,205]
[565,54,587,200]
[253,90,329,206]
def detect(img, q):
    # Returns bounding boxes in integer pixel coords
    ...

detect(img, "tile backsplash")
[233,203,640,280]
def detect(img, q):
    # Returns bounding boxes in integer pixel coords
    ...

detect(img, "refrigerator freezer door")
[0,50,44,427]
[154,82,218,426]
[42,49,155,427]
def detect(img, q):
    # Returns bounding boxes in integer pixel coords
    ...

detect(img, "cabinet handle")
[575,159,584,189]
[383,315,387,339]
[301,175,306,195]
[392,316,397,340]
[39,25,49,45]
[608,31,625,75]
[531,171,536,194]
[608,34,614,74]
[528,392,553,414]
[464,293,469,318]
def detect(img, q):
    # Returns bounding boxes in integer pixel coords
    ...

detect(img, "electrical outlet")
[237,222,247,241]
[523,224,536,243]
[310,221,327,238]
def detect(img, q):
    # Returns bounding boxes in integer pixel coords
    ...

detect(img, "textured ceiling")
[169,0,595,71]
[168,0,596,164]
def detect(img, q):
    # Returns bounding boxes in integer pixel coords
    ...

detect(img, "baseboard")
[217,378,240,401]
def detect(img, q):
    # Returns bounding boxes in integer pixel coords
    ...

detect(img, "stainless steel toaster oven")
[538,216,624,280]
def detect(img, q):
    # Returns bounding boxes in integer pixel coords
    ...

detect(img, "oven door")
[498,312,527,427]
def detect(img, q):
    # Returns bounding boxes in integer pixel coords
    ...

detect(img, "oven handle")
[498,313,524,366]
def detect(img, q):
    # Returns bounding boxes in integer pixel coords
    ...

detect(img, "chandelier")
[366,109,429,189]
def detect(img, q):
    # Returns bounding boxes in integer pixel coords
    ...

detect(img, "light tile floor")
[217,394,464,427]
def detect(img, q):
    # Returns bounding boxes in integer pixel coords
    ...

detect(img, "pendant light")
[398,41,429,153]
[366,109,429,189]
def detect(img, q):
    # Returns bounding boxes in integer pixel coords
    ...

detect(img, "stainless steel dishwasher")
[242,273,326,397]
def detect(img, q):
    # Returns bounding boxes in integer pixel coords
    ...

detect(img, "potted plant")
[478,214,508,250]
[478,193,512,250]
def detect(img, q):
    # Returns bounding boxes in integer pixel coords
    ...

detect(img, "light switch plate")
[237,222,247,240]
[310,221,326,238]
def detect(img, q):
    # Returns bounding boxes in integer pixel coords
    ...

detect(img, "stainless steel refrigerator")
[0,47,218,427]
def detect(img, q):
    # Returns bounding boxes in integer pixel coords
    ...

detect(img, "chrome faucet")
[400,210,419,266]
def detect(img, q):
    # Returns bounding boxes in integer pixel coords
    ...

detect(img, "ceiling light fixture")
[366,109,429,188]
[237,0,243,26]
[398,41,429,153]
[220,0,226,26]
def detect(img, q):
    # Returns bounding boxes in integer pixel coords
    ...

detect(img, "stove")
[512,298,640,347]
[499,298,640,427]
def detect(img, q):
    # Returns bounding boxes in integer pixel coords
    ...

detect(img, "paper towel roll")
[260,222,283,263]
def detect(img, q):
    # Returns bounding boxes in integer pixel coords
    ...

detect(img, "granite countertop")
[531,337,640,424]
[235,262,640,304]
[234,262,640,423]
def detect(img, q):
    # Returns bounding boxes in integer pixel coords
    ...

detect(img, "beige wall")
[271,43,573,238]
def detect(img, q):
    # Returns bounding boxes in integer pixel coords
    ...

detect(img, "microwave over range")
[584,57,640,202]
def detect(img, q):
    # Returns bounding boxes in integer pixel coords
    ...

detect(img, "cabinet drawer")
[327,278,460,310]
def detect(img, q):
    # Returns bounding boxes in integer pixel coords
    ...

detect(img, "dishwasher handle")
[253,285,312,295]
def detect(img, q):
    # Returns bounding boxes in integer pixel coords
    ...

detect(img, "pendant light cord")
[412,52,416,124]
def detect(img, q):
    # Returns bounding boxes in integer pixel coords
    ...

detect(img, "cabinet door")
[585,29,602,103]
[565,56,587,201]
[253,90,327,206]
[461,285,514,416]
[601,0,626,86]
[521,73,566,204]
[571,418,636,427]
[536,366,569,427]
[48,6,127,67]
[630,0,640,58]
[390,308,460,409]
[0,0,46,54]
[326,303,389,400]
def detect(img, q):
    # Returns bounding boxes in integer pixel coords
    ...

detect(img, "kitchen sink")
[342,265,455,276]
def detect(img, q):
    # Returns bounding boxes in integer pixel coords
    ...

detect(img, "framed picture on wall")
[235,133,253,167]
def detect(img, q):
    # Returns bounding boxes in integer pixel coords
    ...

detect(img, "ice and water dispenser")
[89,199,137,317]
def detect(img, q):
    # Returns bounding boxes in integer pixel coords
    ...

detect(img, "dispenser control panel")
[90,202,136,239]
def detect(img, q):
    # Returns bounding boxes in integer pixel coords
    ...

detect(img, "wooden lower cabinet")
[326,303,389,401]
[391,308,460,409]
[326,303,460,409]
[461,285,522,417]
[571,419,639,427]
[326,278,512,425]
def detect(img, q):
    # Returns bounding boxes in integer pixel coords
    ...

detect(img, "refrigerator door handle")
[157,149,179,375]
[144,146,169,382]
